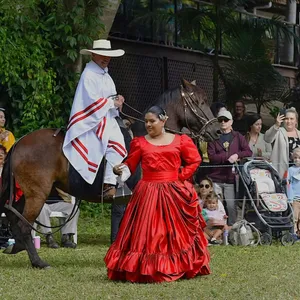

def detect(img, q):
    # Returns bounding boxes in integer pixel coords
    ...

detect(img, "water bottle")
[239,224,248,246]
[232,165,235,174]
[8,238,15,246]
[223,229,229,245]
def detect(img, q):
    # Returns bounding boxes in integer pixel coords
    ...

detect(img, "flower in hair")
[159,114,169,121]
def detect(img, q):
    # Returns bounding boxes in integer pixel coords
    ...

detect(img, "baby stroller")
[237,159,294,246]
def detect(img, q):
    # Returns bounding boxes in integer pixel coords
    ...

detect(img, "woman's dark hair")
[0,145,7,154]
[247,113,262,132]
[145,106,167,119]
[210,102,227,117]
[199,176,213,187]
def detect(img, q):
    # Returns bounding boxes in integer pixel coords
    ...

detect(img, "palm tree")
[177,1,299,106]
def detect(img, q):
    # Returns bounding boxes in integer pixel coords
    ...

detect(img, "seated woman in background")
[0,109,15,151]
[245,114,272,160]
[197,177,218,206]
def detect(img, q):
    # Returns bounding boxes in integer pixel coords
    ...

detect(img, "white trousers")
[36,202,79,235]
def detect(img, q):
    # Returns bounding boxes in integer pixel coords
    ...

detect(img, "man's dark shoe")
[61,234,77,249]
[46,234,59,249]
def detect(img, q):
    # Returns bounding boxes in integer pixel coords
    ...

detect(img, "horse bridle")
[180,85,217,140]
[121,85,217,140]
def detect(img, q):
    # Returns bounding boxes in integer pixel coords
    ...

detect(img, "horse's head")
[176,79,220,141]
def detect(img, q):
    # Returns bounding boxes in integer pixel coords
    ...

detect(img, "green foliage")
[220,17,290,112]
[0,0,105,137]
[80,202,112,218]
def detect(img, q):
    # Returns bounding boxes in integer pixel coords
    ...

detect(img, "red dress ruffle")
[104,135,210,283]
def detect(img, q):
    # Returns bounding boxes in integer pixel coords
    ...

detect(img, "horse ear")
[181,78,191,88]
[191,80,197,86]
[181,79,195,92]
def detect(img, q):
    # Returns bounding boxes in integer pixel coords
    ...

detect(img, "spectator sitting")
[232,100,248,135]
[264,108,300,178]
[287,148,300,239]
[245,114,272,160]
[197,176,226,219]
[197,177,223,206]
[202,192,227,245]
[35,193,79,249]
[0,109,15,151]
[207,110,252,226]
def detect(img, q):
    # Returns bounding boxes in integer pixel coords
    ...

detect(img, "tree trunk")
[213,3,221,102]
[282,0,297,65]
[100,0,122,38]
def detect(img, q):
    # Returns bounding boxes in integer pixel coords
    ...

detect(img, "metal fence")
[110,0,299,67]
[108,39,226,116]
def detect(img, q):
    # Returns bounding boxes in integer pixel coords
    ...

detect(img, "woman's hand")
[275,113,285,129]
[228,153,238,163]
[0,130,8,142]
[113,163,126,175]
[257,148,262,157]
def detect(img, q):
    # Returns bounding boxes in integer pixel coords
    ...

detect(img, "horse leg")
[20,192,53,269]
[7,188,51,268]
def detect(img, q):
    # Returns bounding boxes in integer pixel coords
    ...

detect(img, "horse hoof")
[32,261,51,269]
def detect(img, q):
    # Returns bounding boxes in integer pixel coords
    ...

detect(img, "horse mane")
[150,87,180,110]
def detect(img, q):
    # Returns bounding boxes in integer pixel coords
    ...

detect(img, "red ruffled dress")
[104,134,210,283]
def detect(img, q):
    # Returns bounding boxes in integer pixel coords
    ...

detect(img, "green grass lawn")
[1,215,300,300]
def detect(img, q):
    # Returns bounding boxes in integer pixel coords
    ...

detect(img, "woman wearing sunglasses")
[207,110,252,226]
[197,177,214,206]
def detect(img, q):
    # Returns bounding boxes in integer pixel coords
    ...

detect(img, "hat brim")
[80,49,125,57]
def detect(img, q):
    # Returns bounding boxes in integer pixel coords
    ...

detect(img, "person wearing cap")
[0,109,15,152]
[207,110,252,226]
[63,39,127,199]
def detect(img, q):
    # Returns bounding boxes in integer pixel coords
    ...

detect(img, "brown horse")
[0,79,219,269]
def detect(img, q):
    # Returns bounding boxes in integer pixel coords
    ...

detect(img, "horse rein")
[120,86,217,140]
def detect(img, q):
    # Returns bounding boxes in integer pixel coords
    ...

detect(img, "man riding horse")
[63,39,126,200]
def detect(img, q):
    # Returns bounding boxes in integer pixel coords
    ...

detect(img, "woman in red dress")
[104,106,210,283]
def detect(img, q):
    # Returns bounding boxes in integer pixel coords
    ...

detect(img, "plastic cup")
[33,236,41,249]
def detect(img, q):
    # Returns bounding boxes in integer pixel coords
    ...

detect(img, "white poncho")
[63,61,127,184]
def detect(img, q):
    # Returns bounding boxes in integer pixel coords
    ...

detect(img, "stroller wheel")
[281,232,295,246]
[260,232,272,246]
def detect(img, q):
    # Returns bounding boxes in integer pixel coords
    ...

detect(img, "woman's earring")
[162,127,166,134]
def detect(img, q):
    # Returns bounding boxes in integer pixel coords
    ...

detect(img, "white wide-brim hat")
[80,39,125,57]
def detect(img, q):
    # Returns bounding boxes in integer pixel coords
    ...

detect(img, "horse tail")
[0,150,13,214]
